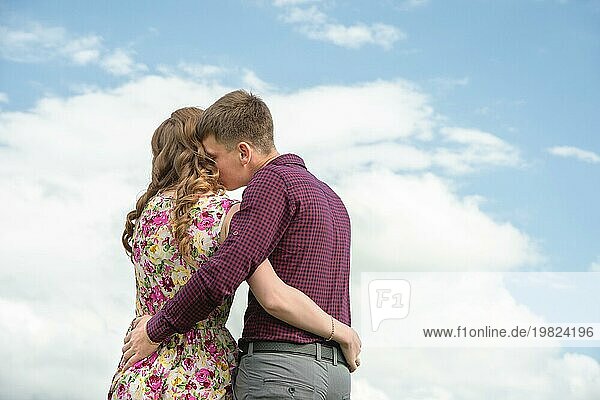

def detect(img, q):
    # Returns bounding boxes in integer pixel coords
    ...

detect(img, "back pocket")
[259,378,314,399]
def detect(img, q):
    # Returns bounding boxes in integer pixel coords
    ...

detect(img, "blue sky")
[1,1,599,399]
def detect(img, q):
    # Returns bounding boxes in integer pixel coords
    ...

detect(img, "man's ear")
[238,142,252,166]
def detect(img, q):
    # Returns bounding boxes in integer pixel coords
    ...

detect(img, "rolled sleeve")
[146,310,176,343]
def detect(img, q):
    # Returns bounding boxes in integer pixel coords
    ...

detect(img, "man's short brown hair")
[197,89,274,153]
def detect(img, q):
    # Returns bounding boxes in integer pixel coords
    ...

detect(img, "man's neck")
[251,150,281,173]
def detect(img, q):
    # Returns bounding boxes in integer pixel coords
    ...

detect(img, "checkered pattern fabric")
[147,154,351,344]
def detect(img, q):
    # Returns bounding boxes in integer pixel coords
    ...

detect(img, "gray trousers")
[233,343,351,400]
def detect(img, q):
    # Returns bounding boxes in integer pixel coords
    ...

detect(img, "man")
[123,90,358,398]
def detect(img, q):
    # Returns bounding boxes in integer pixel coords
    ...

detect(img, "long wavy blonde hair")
[122,107,225,265]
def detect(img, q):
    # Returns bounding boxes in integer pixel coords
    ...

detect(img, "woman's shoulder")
[144,191,174,211]
[191,193,238,215]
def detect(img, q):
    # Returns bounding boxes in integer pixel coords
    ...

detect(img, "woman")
[108,107,359,399]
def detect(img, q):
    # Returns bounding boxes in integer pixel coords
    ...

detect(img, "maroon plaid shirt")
[147,154,351,344]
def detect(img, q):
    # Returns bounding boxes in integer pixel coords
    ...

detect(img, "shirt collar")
[268,153,306,169]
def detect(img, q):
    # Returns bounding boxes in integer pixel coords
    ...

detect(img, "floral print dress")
[108,193,238,400]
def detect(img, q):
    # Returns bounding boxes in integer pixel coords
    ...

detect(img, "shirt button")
[232,231,238,236]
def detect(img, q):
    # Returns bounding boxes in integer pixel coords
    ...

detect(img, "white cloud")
[429,76,470,91]
[269,79,436,151]
[353,270,598,398]
[273,0,320,6]
[266,81,522,176]
[0,22,146,76]
[0,23,102,65]
[242,69,275,92]
[301,21,405,50]
[339,170,541,272]
[177,62,226,79]
[280,5,328,24]
[0,92,8,103]
[397,0,430,9]
[3,71,594,400]
[356,347,600,400]
[353,379,392,400]
[100,48,148,76]
[62,35,102,64]
[435,127,522,174]
[275,4,405,49]
[590,257,600,272]
[547,146,600,164]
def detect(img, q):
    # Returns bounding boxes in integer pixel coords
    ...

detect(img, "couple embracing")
[108,90,361,399]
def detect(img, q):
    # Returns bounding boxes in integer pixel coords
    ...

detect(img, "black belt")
[239,341,348,368]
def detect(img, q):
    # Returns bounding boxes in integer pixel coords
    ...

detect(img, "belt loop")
[247,342,254,357]
[315,343,322,361]
[332,346,338,366]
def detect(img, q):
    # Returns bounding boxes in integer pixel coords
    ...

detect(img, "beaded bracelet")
[325,315,335,341]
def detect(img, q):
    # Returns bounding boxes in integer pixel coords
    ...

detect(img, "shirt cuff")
[146,310,176,343]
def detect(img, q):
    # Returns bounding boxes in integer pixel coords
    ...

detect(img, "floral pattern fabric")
[108,193,238,400]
